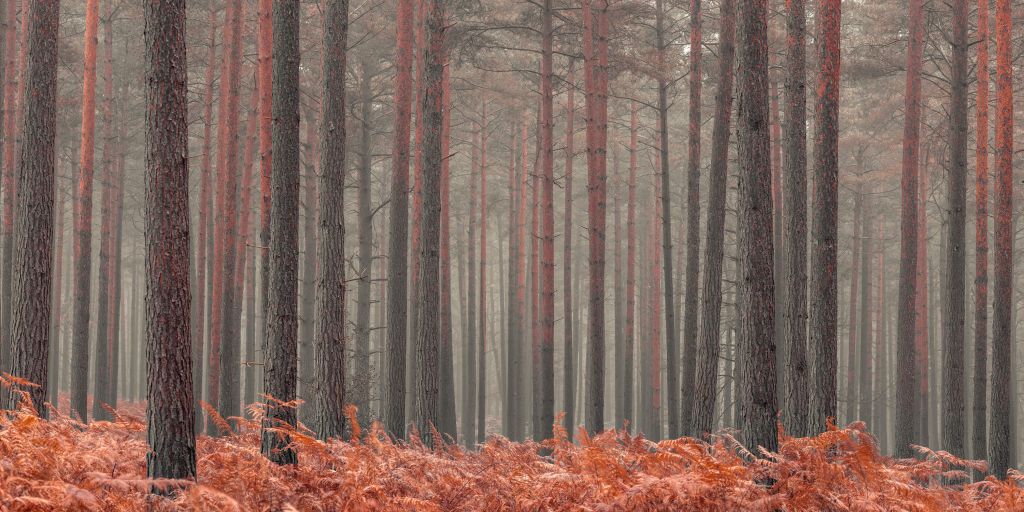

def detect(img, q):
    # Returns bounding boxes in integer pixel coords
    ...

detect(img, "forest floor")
[0,396,1020,511]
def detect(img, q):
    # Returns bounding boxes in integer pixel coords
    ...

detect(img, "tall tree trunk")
[70,0,99,422]
[503,127,520,439]
[257,0,273,401]
[537,0,556,441]
[691,0,736,436]
[463,124,478,446]
[845,190,861,424]
[894,0,924,458]
[808,0,841,436]
[438,64,457,440]
[736,0,778,453]
[355,60,374,427]
[260,0,300,465]
[384,0,413,439]
[92,0,116,421]
[194,4,219,433]
[414,0,446,447]
[623,103,638,431]
[477,100,488,443]
[584,0,610,435]
[782,0,808,437]
[214,0,244,432]
[298,114,318,426]
[48,174,65,406]
[676,0,699,437]
[916,152,930,446]
[988,0,1012,479]
[857,195,872,426]
[562,70,576,438]
[0,0,27,375]
[942,0,969,460]
[972,0,990,466]
[106,123,125,413]
[314,0,348,441]
[237,87,259,410]
[407,0,426,422]
[144,0,196,483]
[873,221,889,452]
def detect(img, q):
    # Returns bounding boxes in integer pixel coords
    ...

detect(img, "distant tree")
[144,0,196,484]
[972,0,990,466]
[70,0,99,423]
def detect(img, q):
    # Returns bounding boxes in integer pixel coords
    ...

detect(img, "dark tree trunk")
[736,0,778,453]
[260,0,301,465]
[894,0,924,458]
[414,0,445,447]
[845,190,861,424]
[144,0,196,483]
[808,0,841,436]
[70,0,98,422]
[691,0,736,437]
[972,0,989,466]
[384,0,413,439]
[989,0,1012,479]
[782,0,808,437]
[677,0,699,437]
[314,0,348,441]
[942,0,968,461]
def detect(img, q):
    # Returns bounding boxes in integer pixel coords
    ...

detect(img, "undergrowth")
[0,394,1020,511]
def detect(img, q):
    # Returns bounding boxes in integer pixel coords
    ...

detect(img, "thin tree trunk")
[942,0,969,460]
[463,123,478,446]
[313,0,348,441]
[537,0,556,442]
[873,220,889,452]
[355,60,374,426]
[384,0,413,439]
[845,190,861,424]
[988,0,1012,479]
[438,63,457,440]
[808,0,842,436]
[144,0,196,483]
[477,100,488,443]
[503,127,519,439]
[298,114,318,426]
[857,195,872,426]
[257,0,273,400]
[69,0,99,422]
[916,152,930,446]
[972,0,989,467]
[691,0,736,436]
[260,0,301,465]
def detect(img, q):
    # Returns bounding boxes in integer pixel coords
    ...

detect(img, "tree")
[70,0,99,423]
[144,0,196,484]
[384,0,413,440]
[782,0,808,437]
[808,0,841,436]
[414,0,446,446]
[691,0,736,437]
[942,0,968,460]
[314,0,348,441]
[988,0,1012,480]
[538,0,556,441]
[477,100,489,443]
[677,0,699,438]
[257,0,273,381]
[584,0,609,435]
[4,0,59,416]
[261,0,300,466]
[895,0,923,458]
[736,0,778,453]
[562,70,577,438]
[972,0,989,465]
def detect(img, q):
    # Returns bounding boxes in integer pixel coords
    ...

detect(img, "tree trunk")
[194,4,218,433]
[562,69,576,438]
[536,0,555,443]
[988,0,1012,479]
[477,100,488,443]
[503,126,520,439]
[407,0,426,422]
[48,175,65,406]
[355,59,374,427]
[941,0,969,461]
[808,0,841,436]
[384,0,413,439]
[857,194,872,426]
[69,0,99,422]
[214,0,244,432]
[691,0,736,436]
[463,123,478,446]
[676,0,699,437]
[873,221,889,452]
[144,0,196,483]
[916,151,930,446]
[257,0,273,400]
[313,0,348,441]
[413,0,445,447]
[845,190,861,424]
[584,0,609,435]
[261,0,301,465]
[438,64,457,440]
[298,114,318,426]
[972,0,989,467]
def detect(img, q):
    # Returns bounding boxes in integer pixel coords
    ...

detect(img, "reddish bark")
[895,0,924,458]
[989,0,1012,479]
[537,0,555,442]
[384,0,414,438]
[562,69,576,438]
[70,0,100,422]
